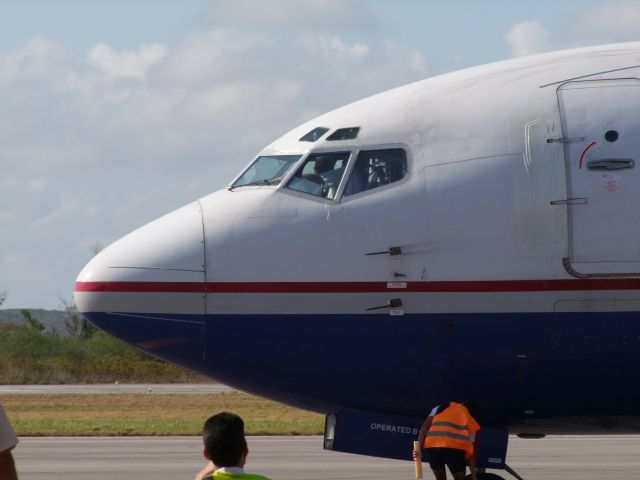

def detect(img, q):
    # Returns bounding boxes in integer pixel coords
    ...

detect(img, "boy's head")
[203,412,248,467]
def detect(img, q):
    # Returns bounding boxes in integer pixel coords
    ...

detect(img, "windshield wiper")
[229,178,280,190]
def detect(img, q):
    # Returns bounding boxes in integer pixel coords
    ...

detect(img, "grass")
[2,392,324,436]
[0,326,209,384]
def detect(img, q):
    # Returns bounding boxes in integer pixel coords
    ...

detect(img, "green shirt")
[211,470,271,480]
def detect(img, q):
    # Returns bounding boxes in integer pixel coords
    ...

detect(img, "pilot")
[313,155,336,174]
[0,402,19,480]
[195,412,271,480]
[413,401,480,480]
[313,155,344,195]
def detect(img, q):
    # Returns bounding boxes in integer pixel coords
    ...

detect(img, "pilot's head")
[314,155,336,174]
[202,412,248,468]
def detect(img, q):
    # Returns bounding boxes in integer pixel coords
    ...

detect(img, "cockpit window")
[327,127,360,141]
[286,152,350,200]
[299,127,330,142]
[231,155,301,188]
[343,148,407,196]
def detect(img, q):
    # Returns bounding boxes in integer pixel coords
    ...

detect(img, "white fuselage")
[75,43,640,436]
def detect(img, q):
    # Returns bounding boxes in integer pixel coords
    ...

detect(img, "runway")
[12,435,640,480]
[0,383,232,394]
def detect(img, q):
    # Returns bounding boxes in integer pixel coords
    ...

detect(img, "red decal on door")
[579,141,597,169]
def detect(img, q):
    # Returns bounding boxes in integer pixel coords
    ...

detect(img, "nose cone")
[74,201,206,368]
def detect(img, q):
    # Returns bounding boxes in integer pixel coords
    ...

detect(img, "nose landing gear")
[466,428,526,480]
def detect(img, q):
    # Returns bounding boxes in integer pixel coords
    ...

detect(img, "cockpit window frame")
[299,127,330,143]
[229,152,306,190]
[277,143,411,204]
[327,127,360,141]
[282,149,353,203]
[340,145,410,200]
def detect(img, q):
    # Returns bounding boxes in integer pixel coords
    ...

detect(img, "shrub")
[0,322,206,384]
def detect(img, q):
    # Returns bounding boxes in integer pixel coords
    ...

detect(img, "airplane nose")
[74,201,206,368]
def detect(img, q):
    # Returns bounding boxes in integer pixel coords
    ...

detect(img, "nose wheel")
[469,427,527,480]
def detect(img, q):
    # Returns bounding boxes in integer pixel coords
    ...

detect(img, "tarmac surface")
[0,383,232,394]
[12,435,640,480]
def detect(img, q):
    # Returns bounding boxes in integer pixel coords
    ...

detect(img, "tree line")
[0,295,206,384]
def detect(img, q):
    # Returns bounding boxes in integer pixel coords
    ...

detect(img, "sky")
[3,0,640,309]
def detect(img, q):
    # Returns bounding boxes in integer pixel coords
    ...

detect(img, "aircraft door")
[557,79,640,277]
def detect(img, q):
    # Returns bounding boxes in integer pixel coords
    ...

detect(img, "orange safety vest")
[423,402,480,458]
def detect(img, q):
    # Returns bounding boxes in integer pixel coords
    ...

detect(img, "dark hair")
[203,412,247,467]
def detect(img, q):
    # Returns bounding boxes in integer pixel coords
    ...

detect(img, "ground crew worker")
[413,401,480,480]
[195,412,271,480]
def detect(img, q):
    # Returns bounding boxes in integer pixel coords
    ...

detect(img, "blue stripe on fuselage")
[84,310,640,432]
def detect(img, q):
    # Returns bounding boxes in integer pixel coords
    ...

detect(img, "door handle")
[587,159,635,171]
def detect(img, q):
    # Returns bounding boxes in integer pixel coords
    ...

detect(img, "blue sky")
[1,1,605,73]
[2,0,640,309]
[0,1,207,53]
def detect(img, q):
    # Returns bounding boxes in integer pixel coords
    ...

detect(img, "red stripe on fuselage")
[74,281,206,293]
[74,279,640,294]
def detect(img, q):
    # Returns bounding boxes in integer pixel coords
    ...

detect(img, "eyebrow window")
[327,127,360,141]
[343,148,407,196]
[299,127,330,142]
[286,152,351,200]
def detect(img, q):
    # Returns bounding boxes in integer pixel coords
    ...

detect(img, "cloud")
[160,29,271,86]
[505,20,553,57]
[87,43,168,80]
[566,1,640,46]
[0,36,64,87]
[0,8,427,309]
[505,1,640,58]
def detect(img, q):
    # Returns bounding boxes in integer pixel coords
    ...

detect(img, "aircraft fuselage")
[76,42,640,437]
